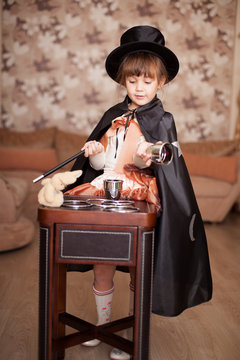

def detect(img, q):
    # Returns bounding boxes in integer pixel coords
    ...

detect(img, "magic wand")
[32,149,84,183]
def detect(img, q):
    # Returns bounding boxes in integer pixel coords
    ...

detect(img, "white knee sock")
[93,284,114,325]
[81,284,114,347]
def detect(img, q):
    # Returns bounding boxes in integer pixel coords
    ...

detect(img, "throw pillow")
[184,152,238,183]
[0,147,58,172]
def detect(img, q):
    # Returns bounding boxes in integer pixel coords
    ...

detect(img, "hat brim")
[105,41,179,83]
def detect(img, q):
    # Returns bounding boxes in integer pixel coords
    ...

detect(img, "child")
[40,25,212,360]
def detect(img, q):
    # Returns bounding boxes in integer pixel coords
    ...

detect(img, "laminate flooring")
[0,211,240,360]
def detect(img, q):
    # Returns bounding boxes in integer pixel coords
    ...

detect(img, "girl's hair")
[116,52,168,85]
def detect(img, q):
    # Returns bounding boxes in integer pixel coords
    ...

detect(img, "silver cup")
[146,142,173,165]
[103,179,123,200]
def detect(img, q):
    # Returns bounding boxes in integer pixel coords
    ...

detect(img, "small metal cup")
[146,142,173,165]
[103,179,123,200]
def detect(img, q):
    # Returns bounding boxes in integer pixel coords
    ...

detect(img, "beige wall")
[230,0,240,139]
[1,0,238,142]
[0,1,2,115]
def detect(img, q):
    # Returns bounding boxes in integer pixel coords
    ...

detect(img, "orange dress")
[65,112,160,210]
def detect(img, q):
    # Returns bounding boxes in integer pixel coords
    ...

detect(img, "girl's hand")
[136,141,154,167]
[82,141,104,157]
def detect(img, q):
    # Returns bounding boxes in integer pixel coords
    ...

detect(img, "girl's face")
[125,74,164,109]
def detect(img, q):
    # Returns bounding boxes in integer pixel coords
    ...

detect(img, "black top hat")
[105,25,179,83]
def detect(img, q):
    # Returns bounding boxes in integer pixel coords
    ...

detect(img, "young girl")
[40,25,212,360]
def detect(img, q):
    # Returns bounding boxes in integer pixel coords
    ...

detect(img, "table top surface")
[38,196,157,228]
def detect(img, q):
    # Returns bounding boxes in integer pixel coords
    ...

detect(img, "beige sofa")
[0,127,239,251]
[0,127,86,251]
[181,140,240,223]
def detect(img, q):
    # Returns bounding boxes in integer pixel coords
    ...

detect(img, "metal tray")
[62,200,93,209]
[103,206,139,213]
[87,198,107,207]
[102,200,135,206]
[87,198,135,208]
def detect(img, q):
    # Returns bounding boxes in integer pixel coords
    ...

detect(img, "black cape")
[68,96,212,317]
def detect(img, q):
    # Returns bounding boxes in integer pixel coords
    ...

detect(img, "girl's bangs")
[116,53,167,84]
[124,57,157,78]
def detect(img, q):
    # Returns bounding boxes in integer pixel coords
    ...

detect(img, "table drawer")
[56,224,137,265]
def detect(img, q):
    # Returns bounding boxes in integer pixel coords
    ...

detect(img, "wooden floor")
[0,211,240,360]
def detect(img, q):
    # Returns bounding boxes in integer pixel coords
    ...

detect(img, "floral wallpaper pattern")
[1,0,237,141]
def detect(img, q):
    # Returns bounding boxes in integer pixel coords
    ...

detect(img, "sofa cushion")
[4,177,29,208]
[0,175,29,222]
[0,216,35,252]
[191,176,233,198]
[0,170,44,221]
[0,127,56,149]
[181,139,240,157]
[0,147,58,172]
[184,152,238,183]
[0,177,16,223]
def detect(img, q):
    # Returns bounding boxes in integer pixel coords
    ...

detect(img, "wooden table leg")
[52,263,66,359]
[134,229,154,359]
[39,226,67,360]
[39,225,52,360]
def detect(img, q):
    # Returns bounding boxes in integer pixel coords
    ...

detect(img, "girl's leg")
[94,264,116,291]
[129,266,135,316]
[82,264,116,347]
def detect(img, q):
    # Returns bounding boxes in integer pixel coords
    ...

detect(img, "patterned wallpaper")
[1,0,237,142]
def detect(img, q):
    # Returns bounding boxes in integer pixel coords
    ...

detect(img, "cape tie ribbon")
[112,109,136,158]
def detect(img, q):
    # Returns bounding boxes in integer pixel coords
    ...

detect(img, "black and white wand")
[32,149,84,183]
